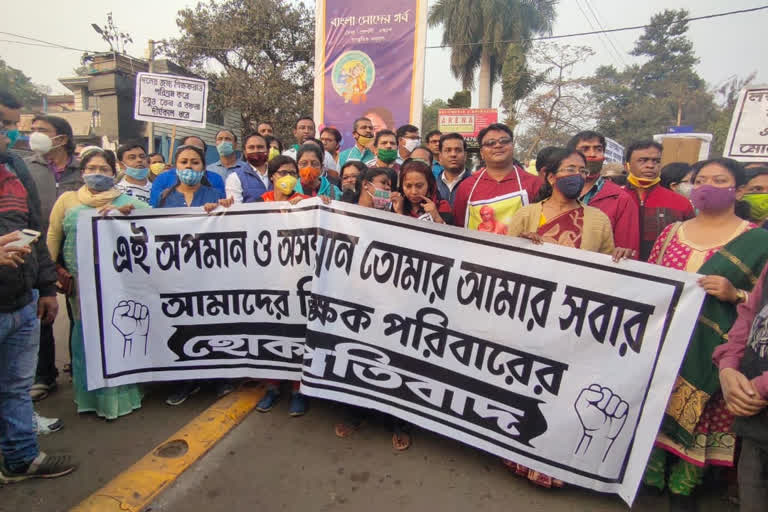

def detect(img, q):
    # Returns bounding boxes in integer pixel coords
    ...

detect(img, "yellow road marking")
[70,386,265,512]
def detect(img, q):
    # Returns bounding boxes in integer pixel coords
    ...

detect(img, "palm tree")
[428,0,556,108]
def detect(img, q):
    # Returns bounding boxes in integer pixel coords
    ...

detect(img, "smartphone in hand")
[5,229,41,248]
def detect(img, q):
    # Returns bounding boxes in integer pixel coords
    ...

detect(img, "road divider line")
[70,385,265,512]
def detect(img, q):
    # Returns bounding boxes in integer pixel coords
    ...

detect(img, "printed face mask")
[124,167,149,180]
[177,168,204,186]
[83,173,115,192]
[368,187,391,210]
[377,148,398,164]
[690,184,736,212]
[555,173,586,199]
[275,175,298,195]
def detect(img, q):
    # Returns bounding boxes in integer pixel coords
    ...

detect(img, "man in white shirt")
[226,133,271,203]
[115,142,151,203]
[283,117,338,173]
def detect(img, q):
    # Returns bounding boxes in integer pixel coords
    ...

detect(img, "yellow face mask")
[268,147,280,161]
[149,162,166,175]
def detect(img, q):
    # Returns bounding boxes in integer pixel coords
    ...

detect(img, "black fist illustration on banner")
[112,300,150,357]
[574,384,629,462]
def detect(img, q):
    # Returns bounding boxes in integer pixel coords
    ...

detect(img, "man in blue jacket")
[436,133,471,207]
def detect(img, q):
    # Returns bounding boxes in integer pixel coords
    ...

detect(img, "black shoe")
[0,453,76,483]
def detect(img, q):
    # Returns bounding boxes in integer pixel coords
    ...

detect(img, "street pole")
[146,39,155,153]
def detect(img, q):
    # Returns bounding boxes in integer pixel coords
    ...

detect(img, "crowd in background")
[1,89,767,511]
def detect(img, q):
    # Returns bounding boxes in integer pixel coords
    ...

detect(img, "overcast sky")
[1,0,765,110]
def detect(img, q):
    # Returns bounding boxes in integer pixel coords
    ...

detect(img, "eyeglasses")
[557,166,588,175]
[481,137,513,148]
[275,170,298,178]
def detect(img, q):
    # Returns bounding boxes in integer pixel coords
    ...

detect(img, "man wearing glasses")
[622,140,694,260]
[452,123,541,232]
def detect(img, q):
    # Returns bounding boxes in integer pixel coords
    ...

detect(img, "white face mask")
[29,132,54,154]
[404,139,420,153]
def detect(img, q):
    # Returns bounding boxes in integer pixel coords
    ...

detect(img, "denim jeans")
[0,290,40,470]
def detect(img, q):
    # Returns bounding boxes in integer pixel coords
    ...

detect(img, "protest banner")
[77,200,705,505]
[313,1,428,142]
[438,108,498,148]
[604,137,625,163]
[723,84,768,162]
[133,72,209,129]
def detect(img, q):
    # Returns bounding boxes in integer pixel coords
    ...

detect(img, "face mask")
[83,173,115,192]
[690,184,736,212]
[299,166,322,185]
[743,193,768,221]
[149,162,166,175]
[1,129,19,148]
[216,141,235,157]
[29,132,53,154]
[585,159,604,180]
[675,182,694,199]
[177,168,204,186]
[404,139,420,153]
[356,133,374,147]
[268,147,280,161]
[275,175,298,195]
[554,174,585,200]
[247,152,268,167]
[368,187,391,210]
[377,148,398,164]
[124,166,149,181]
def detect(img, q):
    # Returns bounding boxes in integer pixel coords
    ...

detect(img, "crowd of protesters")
[1,90,767,511]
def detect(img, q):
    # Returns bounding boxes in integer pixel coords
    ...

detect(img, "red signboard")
[438,108,498,148]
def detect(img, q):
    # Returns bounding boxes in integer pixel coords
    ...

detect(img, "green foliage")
[428,0,555,99]
[0,58,45,107]
[447,90,471,108]
[422,98,449,135]
[590,9,718,145]
[168,0,314,142]
[500,44,538,130]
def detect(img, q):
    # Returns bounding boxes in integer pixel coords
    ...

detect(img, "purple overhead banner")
[313,0,427,149]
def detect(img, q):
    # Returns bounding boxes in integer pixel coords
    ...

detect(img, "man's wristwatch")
[735,289,748,304]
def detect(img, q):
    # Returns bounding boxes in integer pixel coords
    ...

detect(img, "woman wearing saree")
[508,148,620,257]
[504,148,627,487]
[643,158,768,508]
[46,148,148,420]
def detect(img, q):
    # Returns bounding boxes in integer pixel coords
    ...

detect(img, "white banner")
[77,200,705,504]
[133,72,208,129]
[723,84,768,162]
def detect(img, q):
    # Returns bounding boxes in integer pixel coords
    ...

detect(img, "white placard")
[723,85,768,162]
[77,200,705,505]
[604,137,625,163]
[133,72,208,129]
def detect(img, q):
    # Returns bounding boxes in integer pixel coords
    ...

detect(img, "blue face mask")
[1,129,20,148]
[84,173,115,192]
[124,166,149,181]
[555,174,586,200]
[216,141,235,157]
[177,168,204,186]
